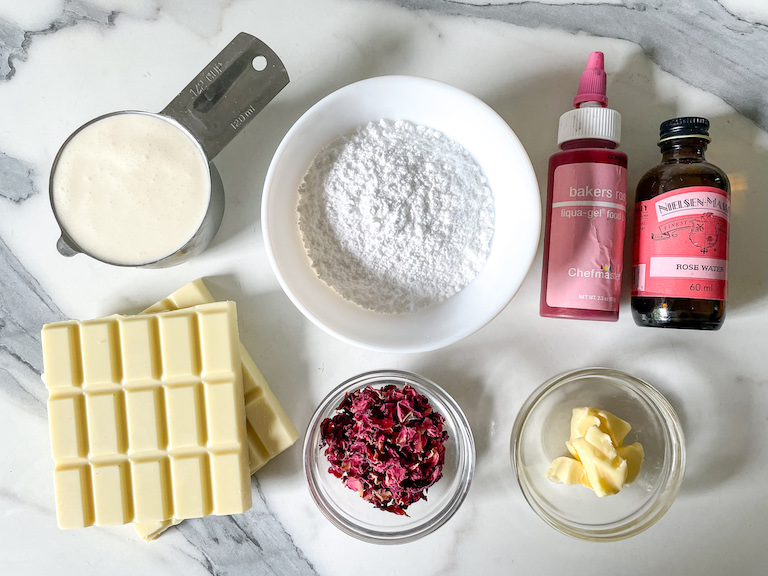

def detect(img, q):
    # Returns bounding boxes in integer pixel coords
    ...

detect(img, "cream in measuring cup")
[52,113,210,266]
[50,33,289,268]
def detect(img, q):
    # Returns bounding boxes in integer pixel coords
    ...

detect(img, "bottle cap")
[573,52,608,108]
[558,106,621,146]
[558,52,621,146]
[658,116,711,144]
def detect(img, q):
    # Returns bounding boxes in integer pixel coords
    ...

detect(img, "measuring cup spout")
[56,236,79,257]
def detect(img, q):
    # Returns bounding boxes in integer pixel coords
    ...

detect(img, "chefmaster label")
[546,162,627,311]
[632,185,729,300]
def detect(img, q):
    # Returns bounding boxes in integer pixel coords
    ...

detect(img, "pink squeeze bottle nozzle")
[573,51,608,108]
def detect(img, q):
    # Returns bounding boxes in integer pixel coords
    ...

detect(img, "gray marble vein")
[175,478,318,576]
[0,0,116,82]
[0,0,117,203]
[0,151,38,202]
[383,0,768,132]
[0,234,61,411]
[0,229,318,573]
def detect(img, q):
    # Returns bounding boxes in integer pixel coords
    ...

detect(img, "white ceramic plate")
[262,76,540,353]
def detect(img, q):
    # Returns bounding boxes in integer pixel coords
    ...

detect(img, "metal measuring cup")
[49,32,289,268]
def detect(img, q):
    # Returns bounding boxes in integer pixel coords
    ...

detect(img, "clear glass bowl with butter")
[510,367,685,541]
[304,370,475,544]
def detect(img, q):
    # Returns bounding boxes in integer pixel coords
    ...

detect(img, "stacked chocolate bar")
[41,279,298,541]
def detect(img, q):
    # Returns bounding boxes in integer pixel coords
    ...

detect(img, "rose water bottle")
[631,117,729,329]
[540,52,628,321]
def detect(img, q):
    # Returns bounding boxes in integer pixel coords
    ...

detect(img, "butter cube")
[618,442,645,484]
[597,409,632,447]
[545,457,591,488]
[569,407,601,443]
[572,427,628,497]
[547,407,643,498]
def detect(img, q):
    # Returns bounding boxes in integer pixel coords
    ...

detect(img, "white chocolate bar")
[134,279,299,540]
[42,302,252,529]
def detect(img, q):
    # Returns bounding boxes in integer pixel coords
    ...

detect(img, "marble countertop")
[2,1,767,574]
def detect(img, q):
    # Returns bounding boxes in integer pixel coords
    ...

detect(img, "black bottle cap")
[658,117,711,144]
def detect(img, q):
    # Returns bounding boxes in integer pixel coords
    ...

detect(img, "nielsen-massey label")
[632,185,729,300]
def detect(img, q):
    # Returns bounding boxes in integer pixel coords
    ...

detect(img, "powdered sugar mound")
[298,119,494,314]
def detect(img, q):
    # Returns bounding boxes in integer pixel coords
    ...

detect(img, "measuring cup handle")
[161,32,289,160]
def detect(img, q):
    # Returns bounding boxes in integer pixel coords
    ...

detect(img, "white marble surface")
[1,1,767,574]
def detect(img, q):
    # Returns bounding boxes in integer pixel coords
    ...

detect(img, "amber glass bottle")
[631,117,730,330]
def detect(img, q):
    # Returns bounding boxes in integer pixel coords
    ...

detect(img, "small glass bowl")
[510,367,685,542]
[304,370,475,544]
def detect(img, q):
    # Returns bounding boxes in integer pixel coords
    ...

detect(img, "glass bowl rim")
[303,369,476,544]
[510,366,686,542]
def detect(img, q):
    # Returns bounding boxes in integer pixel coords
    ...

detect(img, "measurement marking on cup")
[189,62,224,97]
[205,63,223,83]
[231,105,256,130]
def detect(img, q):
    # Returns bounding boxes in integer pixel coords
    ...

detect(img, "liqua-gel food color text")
[540,52,628,321]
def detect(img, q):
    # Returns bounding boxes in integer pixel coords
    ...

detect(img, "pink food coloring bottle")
[539,51,628,321]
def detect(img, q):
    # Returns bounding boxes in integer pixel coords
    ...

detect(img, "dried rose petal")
[319,384,449,515]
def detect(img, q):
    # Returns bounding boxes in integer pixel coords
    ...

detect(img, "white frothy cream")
[52,113,210,265]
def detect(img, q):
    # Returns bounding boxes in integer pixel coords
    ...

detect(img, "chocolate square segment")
[84,390,126,456]
[48,395,87,460]
[120,316,159,386]
[130,459,171,523]
[80,321,122,389]
[165,384,206,449]
[41,323,82,390]
[159,314,199,380]
[125,388,166,452]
